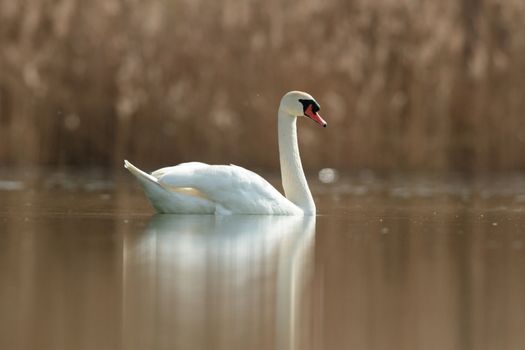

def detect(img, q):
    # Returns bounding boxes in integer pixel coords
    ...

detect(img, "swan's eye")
[298,99,320,113]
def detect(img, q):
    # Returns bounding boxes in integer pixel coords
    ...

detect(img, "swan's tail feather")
[124,160,215,214]
[124,160,172,213]
[124,160,158,184]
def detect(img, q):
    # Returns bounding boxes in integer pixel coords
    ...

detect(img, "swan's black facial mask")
[298,99,327,127]
[299,99,320,113]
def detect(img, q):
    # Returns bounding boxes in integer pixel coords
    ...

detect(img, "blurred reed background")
[1,0,525,172]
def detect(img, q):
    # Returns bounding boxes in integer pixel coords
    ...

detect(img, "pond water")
[1,170,525,350]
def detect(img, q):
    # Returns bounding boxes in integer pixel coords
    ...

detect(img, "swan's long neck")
[278,108,316,215]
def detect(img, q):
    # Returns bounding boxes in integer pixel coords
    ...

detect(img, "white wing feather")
[156,162,302,215]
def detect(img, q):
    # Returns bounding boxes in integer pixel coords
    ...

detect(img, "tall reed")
[1,0,524,172]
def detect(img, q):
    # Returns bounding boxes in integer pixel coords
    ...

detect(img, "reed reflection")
[122,214,316,350]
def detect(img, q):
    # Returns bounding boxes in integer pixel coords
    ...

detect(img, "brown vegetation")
[1,0,525,172]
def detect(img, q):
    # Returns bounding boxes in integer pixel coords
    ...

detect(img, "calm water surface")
[1,170,525,350]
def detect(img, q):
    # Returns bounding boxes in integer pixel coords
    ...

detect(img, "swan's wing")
[155,163,300,215]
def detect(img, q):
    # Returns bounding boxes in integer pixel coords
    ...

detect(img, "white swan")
[124,91,326,215]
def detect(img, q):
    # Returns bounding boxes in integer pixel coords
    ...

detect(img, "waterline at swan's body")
[125,91,326,215]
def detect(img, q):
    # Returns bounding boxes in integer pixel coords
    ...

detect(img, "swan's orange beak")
[304,104,327,127]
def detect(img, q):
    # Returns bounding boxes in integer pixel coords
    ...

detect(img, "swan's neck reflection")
[123,215,316,350]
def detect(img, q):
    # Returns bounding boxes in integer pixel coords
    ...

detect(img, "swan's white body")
[125,91,326,215]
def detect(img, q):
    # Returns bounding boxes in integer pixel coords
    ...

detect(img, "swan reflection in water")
[122,214,316,350]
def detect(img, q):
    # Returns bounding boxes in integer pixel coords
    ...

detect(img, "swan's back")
[156,162,302,215]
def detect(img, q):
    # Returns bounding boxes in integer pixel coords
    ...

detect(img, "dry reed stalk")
[1,0,525,172]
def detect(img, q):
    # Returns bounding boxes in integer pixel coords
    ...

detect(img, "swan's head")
[280,91,327,127]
